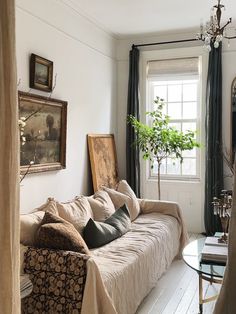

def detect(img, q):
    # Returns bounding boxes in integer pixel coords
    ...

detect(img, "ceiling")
[66,0,236,38]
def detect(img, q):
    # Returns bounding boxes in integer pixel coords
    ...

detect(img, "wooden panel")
[87,134,119,192]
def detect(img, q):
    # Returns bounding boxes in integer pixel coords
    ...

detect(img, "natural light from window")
[148,77,200,180]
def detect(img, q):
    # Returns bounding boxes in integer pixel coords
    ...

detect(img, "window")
[147,57,201,180]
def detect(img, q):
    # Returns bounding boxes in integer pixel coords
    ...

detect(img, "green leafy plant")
[128,97,200,200]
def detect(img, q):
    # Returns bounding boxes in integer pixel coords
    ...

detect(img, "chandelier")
[197,0,236,51]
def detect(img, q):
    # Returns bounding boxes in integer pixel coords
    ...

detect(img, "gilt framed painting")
[19,91,67,174]
[87,134,119,192]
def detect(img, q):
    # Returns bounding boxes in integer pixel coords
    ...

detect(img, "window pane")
[182,148,196,157]
[183,84,197,101]
[182,158,196,175]
[183,102,197,119]
[169,122,181,131]
[154,85,167,102]
[160,161,166,175]
[152,160,166,175]
[168,102,181,119]
[182,122,196,132]
[168,85,181,102]
[154,101,167,114]
[167,158,181,175]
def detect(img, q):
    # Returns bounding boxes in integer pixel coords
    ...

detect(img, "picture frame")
[87,134,119,192]
[30,54,53,92]
[19,91,67,174]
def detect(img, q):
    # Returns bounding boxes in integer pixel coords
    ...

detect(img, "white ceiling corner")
[61,0,236,39]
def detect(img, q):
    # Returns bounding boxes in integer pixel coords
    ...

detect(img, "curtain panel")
[126,47,141,197]
[0,0,20,313]
[204,43,223,235]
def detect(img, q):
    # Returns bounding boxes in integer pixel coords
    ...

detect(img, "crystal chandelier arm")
[220,18,232,33]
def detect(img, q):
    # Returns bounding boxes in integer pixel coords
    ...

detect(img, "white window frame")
[147,75,201,181]
[139,46,208,188]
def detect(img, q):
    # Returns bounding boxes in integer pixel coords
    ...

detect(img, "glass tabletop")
[182,238,225,278]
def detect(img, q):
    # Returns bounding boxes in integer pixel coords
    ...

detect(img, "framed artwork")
[19,91,67,174]
[30,54,53,92]
[87,134,119,192]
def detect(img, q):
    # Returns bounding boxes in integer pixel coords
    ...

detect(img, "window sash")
[147,77,200,180]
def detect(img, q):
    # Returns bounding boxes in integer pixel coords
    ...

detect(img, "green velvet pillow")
[83,205,131,249]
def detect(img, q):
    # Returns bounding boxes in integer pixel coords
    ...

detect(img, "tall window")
[147,57,201,180]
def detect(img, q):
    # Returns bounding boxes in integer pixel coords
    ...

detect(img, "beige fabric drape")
[214,172,236,314]
[0,0,20,313]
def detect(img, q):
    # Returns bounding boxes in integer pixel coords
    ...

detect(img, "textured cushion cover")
[20,198,59,246]
[103,180,140,221]
[83,205,131,248]
[35,212,90,254]
[88,190,115,221]
[36,197,59,215]
[56,196,93,234]
[20,211,45,246]
[117,180,140,221]
[103,187,129,209]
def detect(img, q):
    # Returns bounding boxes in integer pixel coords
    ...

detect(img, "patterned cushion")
[83,205,131,248]
[35,212,90,255]
[87,190,115,221]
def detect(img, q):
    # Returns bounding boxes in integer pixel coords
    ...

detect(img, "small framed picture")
[30,54,53,92]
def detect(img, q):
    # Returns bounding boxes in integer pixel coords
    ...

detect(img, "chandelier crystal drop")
[197,0,236,51]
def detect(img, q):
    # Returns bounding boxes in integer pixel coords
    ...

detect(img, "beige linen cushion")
[20,198,59,246]
[20,211,45,246]
[103,180,140,221]
[56,196,93,234]
[88,190,115,221]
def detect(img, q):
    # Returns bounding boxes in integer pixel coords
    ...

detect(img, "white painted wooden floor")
[136,233,221,314]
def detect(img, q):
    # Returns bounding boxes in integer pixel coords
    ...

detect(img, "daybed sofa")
[20,180,188,314]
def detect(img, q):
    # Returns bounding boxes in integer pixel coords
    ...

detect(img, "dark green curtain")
[126,46,140,197]
[204,42,223,235]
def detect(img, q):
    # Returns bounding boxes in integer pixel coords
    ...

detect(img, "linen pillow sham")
[117,180,140,221]
[83,205,131,249]
[87,190,115,221]
[103,180,140,221]
[35,211,90,255]
[56,196,93,234]
[20,198,58,246]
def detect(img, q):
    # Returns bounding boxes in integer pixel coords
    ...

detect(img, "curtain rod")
[132,38,198,49]
[132,35,236,48]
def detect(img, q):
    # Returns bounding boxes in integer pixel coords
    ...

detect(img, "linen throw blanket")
[139,199,189,257]
[81,200,188,314]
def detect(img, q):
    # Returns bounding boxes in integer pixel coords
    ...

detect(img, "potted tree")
[128,97,200,200]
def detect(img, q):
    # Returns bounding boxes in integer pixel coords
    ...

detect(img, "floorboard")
[136,233,220,314]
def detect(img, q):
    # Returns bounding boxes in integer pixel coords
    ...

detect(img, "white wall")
[116,30,236,232]
[16,0,117,213]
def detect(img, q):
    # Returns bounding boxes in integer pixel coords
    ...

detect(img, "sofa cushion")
[103,180,140,221]
[87,190,115,221]
[35,211,90,254]
[36,197,59,215]
[56,196,93,234]
[83,205,131,249]
[20,198,58,246]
